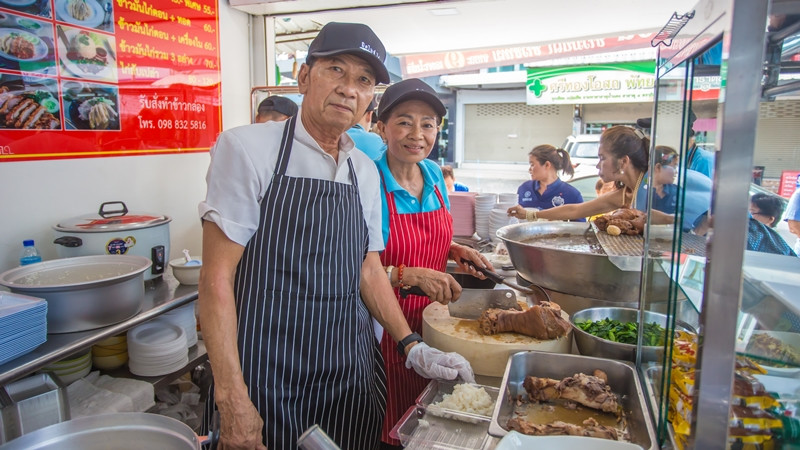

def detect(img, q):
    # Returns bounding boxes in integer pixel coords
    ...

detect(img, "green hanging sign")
[526,61,656,105]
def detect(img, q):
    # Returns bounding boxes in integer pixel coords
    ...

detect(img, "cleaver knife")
[448,288,521,319]
[398,286,521,319]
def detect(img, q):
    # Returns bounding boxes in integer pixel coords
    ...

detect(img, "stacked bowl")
[127,319,188,377]
[475,194,498,239]
[42,349,92,385]
[92,334,128,370]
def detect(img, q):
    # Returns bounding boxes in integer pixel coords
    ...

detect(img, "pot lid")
[54,201,171,232]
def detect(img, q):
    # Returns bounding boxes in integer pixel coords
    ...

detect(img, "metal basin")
[570,307,695,362]
[0,255,151,333]
[496,222,672,302]
[0,412,199,449]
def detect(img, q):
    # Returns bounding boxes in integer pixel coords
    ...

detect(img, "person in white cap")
[198,22,474,450]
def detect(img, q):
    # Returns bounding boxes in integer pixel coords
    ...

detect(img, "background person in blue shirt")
[440,165,469,192]
[786,188,800,255]
[635,145,679,214]
[513,144,584,220]
[346,97,385,159]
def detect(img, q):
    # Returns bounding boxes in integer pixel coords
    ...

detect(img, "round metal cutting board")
[422,302,572,377]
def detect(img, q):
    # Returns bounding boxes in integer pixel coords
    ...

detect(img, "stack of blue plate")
[0,291,47,366]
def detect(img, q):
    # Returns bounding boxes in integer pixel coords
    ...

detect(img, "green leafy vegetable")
[576,318,666,346]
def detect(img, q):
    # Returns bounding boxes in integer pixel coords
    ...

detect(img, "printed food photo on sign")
[0,13,57,75]
[56,24,117,82]
[54,0,113,33]
[0,73,61,130]
[61,80,119,130]
[0,0,52,20]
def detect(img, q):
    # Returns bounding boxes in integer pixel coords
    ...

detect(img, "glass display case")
[640,0,800,448]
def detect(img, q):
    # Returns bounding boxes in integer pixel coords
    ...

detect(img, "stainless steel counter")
[0,276,199,386]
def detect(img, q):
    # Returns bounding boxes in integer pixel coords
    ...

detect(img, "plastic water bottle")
[19,240,42,266]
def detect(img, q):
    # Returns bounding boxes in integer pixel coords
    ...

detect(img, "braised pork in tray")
[507,370,630,442]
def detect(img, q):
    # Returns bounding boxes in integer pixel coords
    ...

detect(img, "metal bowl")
[570,307,695,362]
[0,255,151,333]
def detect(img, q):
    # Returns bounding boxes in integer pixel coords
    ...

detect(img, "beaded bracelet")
[525,209,538,221]
[397,264,406,286]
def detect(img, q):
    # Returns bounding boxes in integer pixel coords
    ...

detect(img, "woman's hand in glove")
[405,342,475,383]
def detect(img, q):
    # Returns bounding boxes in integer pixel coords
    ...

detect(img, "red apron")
[379,179,453,445]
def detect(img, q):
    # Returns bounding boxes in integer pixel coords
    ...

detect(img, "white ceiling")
[230,0,701,57]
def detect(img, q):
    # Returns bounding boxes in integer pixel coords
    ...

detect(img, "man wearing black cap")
[346,97,385,159]
[198,22,473,450]
[254,95,298,123]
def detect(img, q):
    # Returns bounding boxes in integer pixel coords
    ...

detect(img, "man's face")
[298,54,376,134]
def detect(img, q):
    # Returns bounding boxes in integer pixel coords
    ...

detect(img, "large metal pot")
[52,201,171,281]
[496,221,672,302]
[0,413,202,449]
[0,255,151,333]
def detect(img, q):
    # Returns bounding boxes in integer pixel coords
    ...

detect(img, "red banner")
[399,33,658,78]
[780,170,800,199]
[0,0,221,162]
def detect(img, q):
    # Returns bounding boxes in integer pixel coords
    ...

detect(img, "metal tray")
[488,351,657,450]
[391,405,491,449]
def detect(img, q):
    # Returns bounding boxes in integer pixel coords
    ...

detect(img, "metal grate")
[591,223,706,258]
[759,100,800,118]
[475,103,562,117]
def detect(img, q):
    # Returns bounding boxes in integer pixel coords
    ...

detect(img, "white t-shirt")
[199,112,384,251]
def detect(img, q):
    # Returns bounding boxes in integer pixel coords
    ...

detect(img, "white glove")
[405,342,475,383]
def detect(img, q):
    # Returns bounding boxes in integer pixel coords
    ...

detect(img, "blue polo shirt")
[688,145,715,179]
[517,179,584,221]
[786,189,800,255]
[375,153,451,243]
[346,124,385,160]
[635,181,678,214]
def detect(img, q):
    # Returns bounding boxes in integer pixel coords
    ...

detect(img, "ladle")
[182,249,201,266]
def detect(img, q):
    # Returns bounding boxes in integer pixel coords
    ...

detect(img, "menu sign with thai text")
[0,0,221,161]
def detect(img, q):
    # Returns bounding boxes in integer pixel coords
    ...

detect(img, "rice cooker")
[52,201,171,281]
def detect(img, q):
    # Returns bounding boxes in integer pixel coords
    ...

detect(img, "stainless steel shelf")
[0,276,199,386]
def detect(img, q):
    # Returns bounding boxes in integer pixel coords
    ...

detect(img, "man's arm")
[197,221,266,450]
[360,251,415,352]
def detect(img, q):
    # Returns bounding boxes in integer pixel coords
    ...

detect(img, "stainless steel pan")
[496,222,673,302]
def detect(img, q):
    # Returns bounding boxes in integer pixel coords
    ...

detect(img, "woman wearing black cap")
[372,78,492,449]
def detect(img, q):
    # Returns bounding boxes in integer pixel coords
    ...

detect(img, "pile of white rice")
[431,383,494,417]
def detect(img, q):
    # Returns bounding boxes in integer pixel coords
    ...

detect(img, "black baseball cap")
[306,22,390,84]
[377,79,446,122]
[257,96,298,117]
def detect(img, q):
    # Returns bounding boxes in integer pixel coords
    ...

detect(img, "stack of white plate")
[160,302,197,347]
[42,349,92,385]
[489,208,517,242]
[498,193,519,204]
[0,292,47,366]
[127,320,188,377]
[475,194,498,239]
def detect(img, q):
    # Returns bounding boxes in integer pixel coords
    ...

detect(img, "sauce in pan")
[520,233,606,255]
[524,399,621,428]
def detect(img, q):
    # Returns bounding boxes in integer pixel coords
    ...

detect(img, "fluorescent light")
[428,7,459,16]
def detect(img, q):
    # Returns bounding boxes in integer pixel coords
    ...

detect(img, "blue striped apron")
[205,115,386,449]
